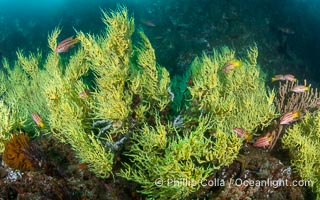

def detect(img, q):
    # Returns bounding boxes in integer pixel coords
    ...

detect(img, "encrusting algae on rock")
[2,133,34,171]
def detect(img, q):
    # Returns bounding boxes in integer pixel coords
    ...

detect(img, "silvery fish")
[291,85,310,93]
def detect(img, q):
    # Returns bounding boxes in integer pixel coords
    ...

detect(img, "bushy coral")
[0,53,49,136]
[0,6,278,199]
[282,111,320,199]
[0,100,22,153]
[118,44,276,199]
[184,45,276,136]
[119,115,242,199]
[274,80,320,115]
[130,31,171,115]
[77,7,134,122]
[0,6,171,179]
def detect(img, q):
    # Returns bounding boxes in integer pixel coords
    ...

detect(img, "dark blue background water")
[0,0,319,84]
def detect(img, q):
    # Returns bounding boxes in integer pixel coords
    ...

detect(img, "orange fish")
[55,36,79,53]
[31,113,45,128]
[280,111,301,125]
[222,59,242,73]
[79,89,90,99]
[253,133,273,148]
[232,128,252,142]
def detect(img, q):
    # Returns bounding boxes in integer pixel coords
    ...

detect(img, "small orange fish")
[31,113,45,128]
[55,36,79,53]
[253,133,273,148]
[291,85,310,93]
[271,74,296,82]
[79,89,90,99]
[232,128,252,142]
[280,111,301,125]
[222,59,242,73]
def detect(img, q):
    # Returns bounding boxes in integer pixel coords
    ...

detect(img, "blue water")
[0,0,319,81]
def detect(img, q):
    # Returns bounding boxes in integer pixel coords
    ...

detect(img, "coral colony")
[0,6,320,199]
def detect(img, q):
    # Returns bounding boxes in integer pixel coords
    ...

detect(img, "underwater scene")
[0,0,320,199]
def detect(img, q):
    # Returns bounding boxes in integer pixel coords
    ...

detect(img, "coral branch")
[274,80,320,114]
